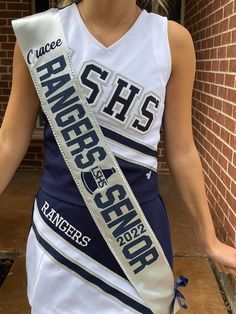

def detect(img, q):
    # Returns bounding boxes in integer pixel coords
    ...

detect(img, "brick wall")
[0,0,44,170]
[0,3,19,123]
[185,0,236,305]
[0,1,30,123]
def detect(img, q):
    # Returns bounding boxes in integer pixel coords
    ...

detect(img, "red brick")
[215,136,224,153]
[204,60,211,70]
[212,23,220,36]
[0,11,22,18]
[1,74,11,81]
[208,107,217,120]
[1,43,14,50]
[229,15,236,29]
[222,31,231,45]
[0,50,7,58]
[215,73,224,85]
[228,208,236,229]
[0,3,6,10]
[7,50,14,58]
[223,2,233,18]
[229,134,235,148]
[206,130,214,144]
[218,46,227,58]
[232,29,236,43]
[217,194,229,217]
[220,128,230,144]
[219,18,229,32]
[224,116,236,133]
[0,81,9,88]
[210,48,217,58]
[227,44,236,58]
[224,218,235,242]
[208,72,215,83]
[27,146,43,153]
[210,84,218,95]
[7,3,30,10]
[0,27,13,35]
[222,101,233,116]
[219,153,228,171]
[1,0,28,2]
[233,153,236,166]
[213,0,221,10]
[212,60,220,71]
[227,88,236,103]
[220,60,229,71]
[225,74,235,87]
[228,162,236,181]
[0,34,8,42]
[220,0,232,6]
[214,34,222,47]
[212,121,221,136]
[23,153,35,160]
[213,98,222,110]
[0,17,7,26]
[204,49,211,59]
[230,181,236,200]
[223,142,233,160]
[213,160,221,177]
[204,94,214,109]
[218,86,227,98]
[215,8,223,22]
[207,37,214,48]
[0,58,12,65]
[216,199,227,221]
[0,88,10,96]
[203,83,210,94]
[206,26,212,37]
[229,60,236,73]
[233,106,236,119]
[0,96,9,102]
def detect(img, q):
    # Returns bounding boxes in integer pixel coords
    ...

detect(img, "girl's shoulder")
[167,20,195,69]
[167,20,193,45]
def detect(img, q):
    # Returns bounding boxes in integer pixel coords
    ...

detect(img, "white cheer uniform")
[24,2,188,313]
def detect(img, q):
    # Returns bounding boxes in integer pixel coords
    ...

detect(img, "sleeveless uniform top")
[39,2,171,206]
[25,6,189,312]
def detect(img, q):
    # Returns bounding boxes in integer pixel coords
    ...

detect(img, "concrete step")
[0,256,30,314]
[174,257,228,313]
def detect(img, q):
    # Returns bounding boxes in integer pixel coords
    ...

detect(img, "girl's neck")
[78,0,139,28]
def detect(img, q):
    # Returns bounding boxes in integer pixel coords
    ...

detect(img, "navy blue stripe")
[100,126,157,158]
[32,222,152,314]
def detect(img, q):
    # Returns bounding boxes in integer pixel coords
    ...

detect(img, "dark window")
[168,0,182,23]
[34,0,50,127]
[35,0,50,13]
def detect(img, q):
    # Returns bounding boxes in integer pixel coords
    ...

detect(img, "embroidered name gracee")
[27,39,62,65]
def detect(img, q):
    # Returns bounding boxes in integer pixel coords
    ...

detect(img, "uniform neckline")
[72,3,147,51]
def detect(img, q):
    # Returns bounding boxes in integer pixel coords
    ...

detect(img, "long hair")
[58,0,169,15]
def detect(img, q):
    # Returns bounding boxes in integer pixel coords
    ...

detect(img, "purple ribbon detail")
[174,275,189,309]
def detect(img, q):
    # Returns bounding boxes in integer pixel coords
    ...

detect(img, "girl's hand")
[206,238,236,276]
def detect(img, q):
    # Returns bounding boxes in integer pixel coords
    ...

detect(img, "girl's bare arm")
[0,42,40,194]
[164,21,236,276]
